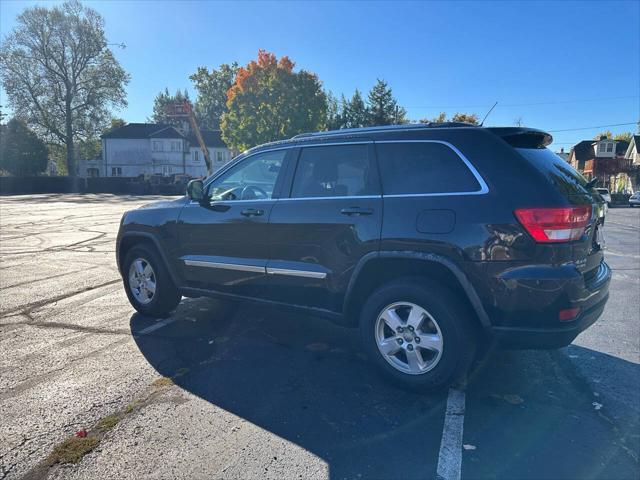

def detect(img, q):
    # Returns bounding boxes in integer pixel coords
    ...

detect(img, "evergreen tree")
[366,79,406,126]
[325,91,343,130]
[343,89,369,128]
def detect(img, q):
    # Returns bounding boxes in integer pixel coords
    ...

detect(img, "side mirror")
[186,179,204,202]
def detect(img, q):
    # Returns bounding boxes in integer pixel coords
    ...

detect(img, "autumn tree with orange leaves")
[221,51,327,151]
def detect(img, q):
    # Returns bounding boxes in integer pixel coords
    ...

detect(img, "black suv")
[116,124,611,390]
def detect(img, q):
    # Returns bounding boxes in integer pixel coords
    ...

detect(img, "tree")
[149,88,190,126]
[450,113,479,125]
[76,117,126,161]
[325,91,343,130]
[594,130,613,140]
[0,0,129,178]
[366,79,406,126]
[420,112,479,125]
[613,132,633,143]
[0,118,48,175]
[221,50,327,151]
[343,89,369,128]
[190,63,238,130]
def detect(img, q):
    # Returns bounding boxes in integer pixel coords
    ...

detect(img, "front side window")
[207,150,286,201]
[291,144,377,198]
[376,142,481,195]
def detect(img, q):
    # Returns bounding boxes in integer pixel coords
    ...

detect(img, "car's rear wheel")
[123,245,181,317]
[359,277,476,391]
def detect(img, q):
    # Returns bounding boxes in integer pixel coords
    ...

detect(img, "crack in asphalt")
[0,279,121,317]
[0,266,103,291]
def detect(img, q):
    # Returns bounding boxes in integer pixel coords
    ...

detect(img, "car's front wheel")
[123,245,181,317]
[359,277,476,391]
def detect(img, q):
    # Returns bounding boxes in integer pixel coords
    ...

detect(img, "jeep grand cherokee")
[116,123,611,390]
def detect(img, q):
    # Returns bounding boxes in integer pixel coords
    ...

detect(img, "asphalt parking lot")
[1,194,638,480]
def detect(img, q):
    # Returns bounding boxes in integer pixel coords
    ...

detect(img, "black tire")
[123,245,181,317]
[359,277,477,392]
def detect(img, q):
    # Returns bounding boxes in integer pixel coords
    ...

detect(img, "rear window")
[516,148,590,196]
[291,144,378,198]
[376,142,481,195]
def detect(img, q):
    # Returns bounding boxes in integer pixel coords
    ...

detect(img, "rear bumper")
[479,260,611,349]
[491,293,608,349]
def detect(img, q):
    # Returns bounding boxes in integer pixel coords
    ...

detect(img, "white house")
[625,135,640,166]
[77,123,232,178]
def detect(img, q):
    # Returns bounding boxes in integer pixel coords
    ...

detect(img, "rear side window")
[516,148,590,196]
[291,144,378,198]
[376,142,482,195]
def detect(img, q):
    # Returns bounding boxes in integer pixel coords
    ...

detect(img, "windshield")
[516,147,591,197]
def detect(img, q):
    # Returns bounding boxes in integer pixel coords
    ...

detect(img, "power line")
[548,122,638,133]
[406,95,639,109]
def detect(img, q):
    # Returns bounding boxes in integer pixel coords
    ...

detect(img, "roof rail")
[291,122,475,139]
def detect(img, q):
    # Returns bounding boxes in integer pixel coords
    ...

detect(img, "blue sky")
[1,0,639,151]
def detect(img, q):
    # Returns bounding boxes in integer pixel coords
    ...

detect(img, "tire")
[123,245,181,317]
[359,277,476,392]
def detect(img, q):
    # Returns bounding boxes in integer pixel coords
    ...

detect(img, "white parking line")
[436,388,466,480]
[136,318,177,336]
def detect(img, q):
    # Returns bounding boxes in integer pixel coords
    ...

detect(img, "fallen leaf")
[75,429,88,438]
[503,394,524,405]
[592,402,603,410]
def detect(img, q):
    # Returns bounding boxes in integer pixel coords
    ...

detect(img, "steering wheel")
[240,185,268,200]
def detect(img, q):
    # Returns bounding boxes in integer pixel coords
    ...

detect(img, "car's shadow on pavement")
[130,297,449,480]
[130,298,640,479]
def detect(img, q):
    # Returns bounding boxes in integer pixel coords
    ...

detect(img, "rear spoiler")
[486,127,553,149]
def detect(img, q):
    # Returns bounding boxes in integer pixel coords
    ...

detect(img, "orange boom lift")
[166,100,212,176]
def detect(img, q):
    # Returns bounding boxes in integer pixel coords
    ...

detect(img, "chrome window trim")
[374,140,489,197]
[184,259,265,274]
[266,267,327,279]
[203,142,373,188]
[202,139,489,201]
[279,195,380,202]
[189,198,275,205]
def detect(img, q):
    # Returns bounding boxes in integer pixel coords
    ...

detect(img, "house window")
[111,167,122,177]
[216,151,224,163]
[152,141,163,152]
[162,166,173,176]
[606,143,613,153]
[193,150,199,162]
[171,141,181,152]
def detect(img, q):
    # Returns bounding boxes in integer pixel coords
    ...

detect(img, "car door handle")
[340,207,374,216]
[241,208,264,217]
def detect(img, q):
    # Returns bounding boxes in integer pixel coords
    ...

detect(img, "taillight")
[514,206,591,243]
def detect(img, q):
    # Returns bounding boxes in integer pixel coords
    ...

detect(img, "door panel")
[178,200,274,296]
[268,197,382,311]
[266,143,382,312]
[177,149,288,298]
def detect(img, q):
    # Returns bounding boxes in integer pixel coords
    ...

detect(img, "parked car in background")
[629,192,640,207]
[116,123,611,391]
[596,188,611,205]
